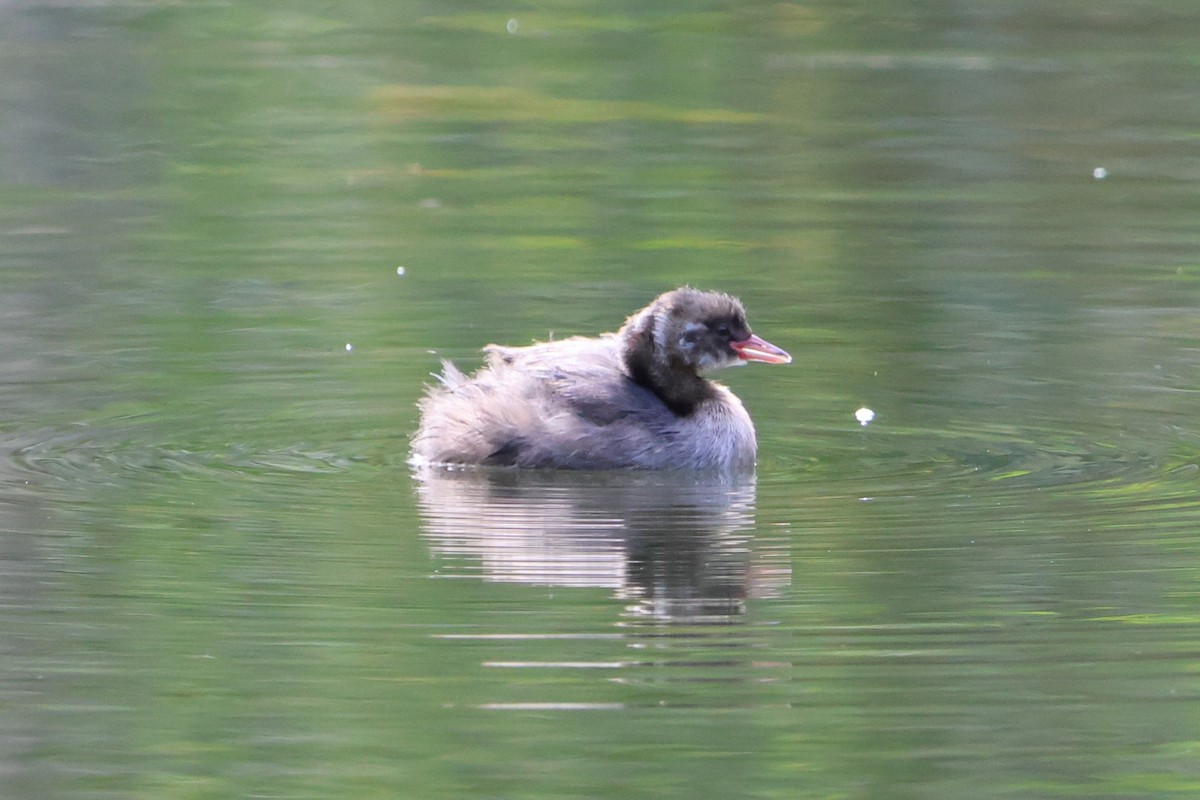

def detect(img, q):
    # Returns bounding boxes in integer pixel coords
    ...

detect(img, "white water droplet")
[855,407,875,426]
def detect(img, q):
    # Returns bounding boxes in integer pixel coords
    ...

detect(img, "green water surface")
[3,2,1200,799]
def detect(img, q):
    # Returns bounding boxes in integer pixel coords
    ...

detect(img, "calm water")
[3,2,1200,798]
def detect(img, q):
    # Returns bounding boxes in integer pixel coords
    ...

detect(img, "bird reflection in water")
[412,467,790,623]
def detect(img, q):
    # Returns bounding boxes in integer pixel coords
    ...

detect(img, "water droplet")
[1093,167,1108,180]
[345,343,354,353]
[396,266,406,276]
[854,407,875,426]
[506,18,519,34]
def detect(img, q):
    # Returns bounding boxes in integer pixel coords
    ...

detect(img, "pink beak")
[730,333,791,365]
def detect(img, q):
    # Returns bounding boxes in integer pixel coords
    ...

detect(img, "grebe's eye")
[715,324,730,337]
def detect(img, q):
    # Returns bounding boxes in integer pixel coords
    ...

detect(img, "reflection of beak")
[730,334,792,365]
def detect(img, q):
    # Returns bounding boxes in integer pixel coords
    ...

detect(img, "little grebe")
[411,287,791,471]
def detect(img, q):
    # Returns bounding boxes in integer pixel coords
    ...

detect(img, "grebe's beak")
[730,334,791,365]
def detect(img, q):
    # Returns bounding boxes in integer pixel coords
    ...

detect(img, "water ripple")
[0,424,356,493]
[770,422,1191,495]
